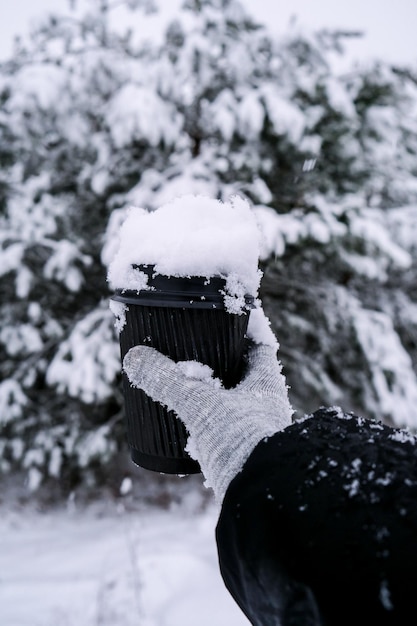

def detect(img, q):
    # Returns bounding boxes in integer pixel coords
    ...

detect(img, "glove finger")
[238,344,294,422]
[238,343,285,395]
[122,345,215,420]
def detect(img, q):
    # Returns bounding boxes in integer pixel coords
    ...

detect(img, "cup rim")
[112,264,255,310]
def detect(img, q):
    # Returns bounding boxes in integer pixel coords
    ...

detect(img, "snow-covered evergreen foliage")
[1,0,417,490]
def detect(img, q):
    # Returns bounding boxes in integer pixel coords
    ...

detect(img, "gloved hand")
[123,342,293,504]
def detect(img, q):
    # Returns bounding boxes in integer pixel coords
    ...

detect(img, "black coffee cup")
[112,264,254,475]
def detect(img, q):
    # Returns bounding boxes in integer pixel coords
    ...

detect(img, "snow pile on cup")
[107,194,263,318]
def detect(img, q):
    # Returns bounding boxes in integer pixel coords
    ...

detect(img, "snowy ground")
[0,493,249,626]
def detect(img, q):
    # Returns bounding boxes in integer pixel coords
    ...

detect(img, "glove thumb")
[122,345,210,417]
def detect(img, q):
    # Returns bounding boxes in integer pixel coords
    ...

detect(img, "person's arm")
[123,341,294,504]
[123,340,417,626]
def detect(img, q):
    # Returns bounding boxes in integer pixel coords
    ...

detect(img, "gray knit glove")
[123,343,293,504]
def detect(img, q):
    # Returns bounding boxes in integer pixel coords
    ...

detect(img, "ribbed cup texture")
[118,304,250,474]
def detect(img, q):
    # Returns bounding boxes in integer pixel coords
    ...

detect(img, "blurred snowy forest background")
[1,0,417,500]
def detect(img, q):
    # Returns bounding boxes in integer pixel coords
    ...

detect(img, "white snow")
[46,306,120,404]
[0,242,24,278]
[237,91,264,139]
[324,76,356,118]
[247,307,279,349]
[386,205,417,252]
[43,240,92,293]
[389,429,417,445]
[349,209,412,271]
[9,64,67,110]
[379,579,394,611]
[106,84,182,149]
[109,299,128,334]
[0,380,28,425]
[344,478,360,497]
[0,323,43,357]
[261,85,305,142]
[107,194,263,311]
[352,305,417,428]
[177,361,222,388]
[210,90,237,141]
[0,500,250,626]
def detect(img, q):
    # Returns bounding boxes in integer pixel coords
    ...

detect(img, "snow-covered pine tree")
[1,0,417,492]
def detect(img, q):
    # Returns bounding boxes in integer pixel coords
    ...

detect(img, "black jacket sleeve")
[215,407,417,626]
